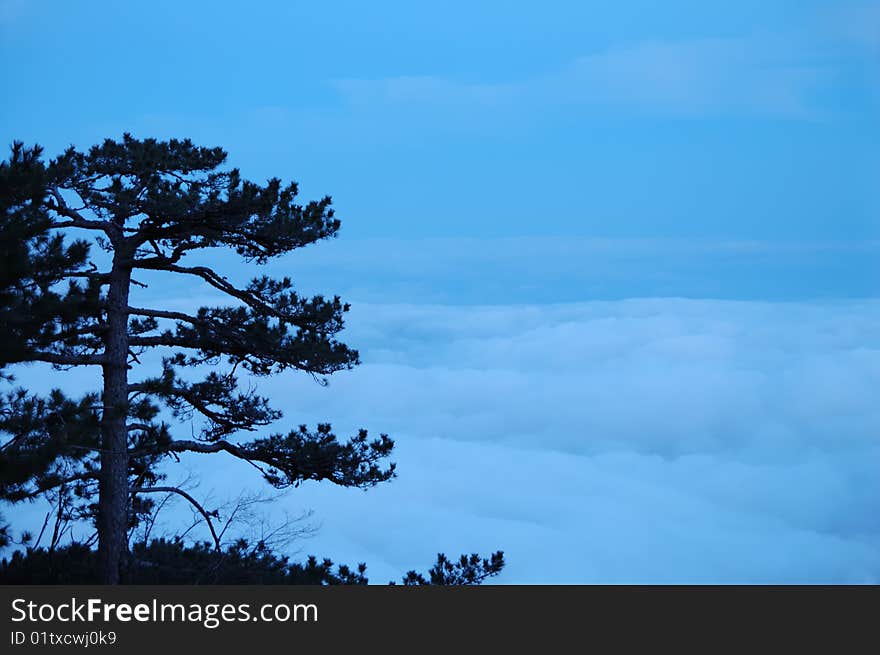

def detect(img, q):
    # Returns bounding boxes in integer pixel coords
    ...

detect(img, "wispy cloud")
[564,38,830,118]
[331,35,840,121]
[822,2,880,51]
[0,0,25,24]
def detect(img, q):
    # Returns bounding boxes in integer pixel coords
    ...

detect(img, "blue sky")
[2,0,878,247]
[2,1,879,582]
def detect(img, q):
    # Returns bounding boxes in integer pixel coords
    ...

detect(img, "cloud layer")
[196,297,879,583]
[140,237,878,306]
[10,299,880,583]
[5,292,878,582]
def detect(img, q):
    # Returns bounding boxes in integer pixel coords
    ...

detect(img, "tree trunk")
[96,252,131,584]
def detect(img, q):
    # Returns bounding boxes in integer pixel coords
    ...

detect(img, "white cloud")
[5,297,879,582]
[238,298,879,582]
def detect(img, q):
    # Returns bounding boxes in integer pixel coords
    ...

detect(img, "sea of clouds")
[243,298,880,583]
[132,296,877,583]
[5,240,879,583]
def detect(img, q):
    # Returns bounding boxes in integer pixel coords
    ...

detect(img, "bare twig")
[131,485,221,552]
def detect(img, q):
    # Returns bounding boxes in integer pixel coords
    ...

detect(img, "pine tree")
[0,135,420,583]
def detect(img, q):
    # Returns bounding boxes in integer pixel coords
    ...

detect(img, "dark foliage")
[0,540,504,586]
[399,551,507,586]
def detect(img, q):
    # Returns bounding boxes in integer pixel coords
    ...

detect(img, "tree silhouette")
[0,135,501,584]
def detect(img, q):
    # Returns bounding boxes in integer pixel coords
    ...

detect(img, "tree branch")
[20,351,106,366]
[48,188,115,234]
[127,423,154,433]
[18,471,101,500]
[62,271,111,284]
[131,262,275,315]
[162,439,267,477]
[128,307,200,324]
[130,486,221,551]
